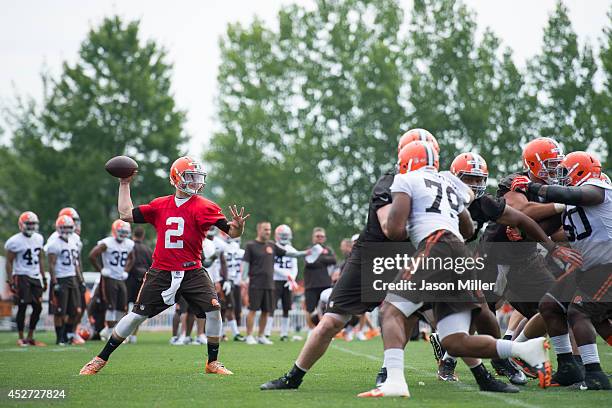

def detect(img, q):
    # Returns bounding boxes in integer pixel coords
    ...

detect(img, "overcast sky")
[1,0,609,157]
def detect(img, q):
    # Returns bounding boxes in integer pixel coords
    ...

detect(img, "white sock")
[515,332,529,343]
[496,339,513,359]
[228,320,240,336]
[504,328,514,338]
[442,351,457,362]
[383,348,405,384]
[280,317,289,337]
[264,318,273,337]
[550,334,572,355]
[578,344,600,365]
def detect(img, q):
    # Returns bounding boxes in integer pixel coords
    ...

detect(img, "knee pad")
[205,310,223,337]
[114,312,147,339]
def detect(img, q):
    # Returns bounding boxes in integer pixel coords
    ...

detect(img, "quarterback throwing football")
[80,156,249,376]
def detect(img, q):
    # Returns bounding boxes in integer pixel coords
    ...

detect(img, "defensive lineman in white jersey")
[88,220,135,333]
[360,141,551,398]
[511,151,612,390]
[4,211,46,346]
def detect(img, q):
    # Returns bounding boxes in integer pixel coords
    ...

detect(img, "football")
[105,155,138,178]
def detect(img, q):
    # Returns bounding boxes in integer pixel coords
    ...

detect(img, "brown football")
[105,156,138,178]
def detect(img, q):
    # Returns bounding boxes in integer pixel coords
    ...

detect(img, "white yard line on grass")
[331,344,541,408]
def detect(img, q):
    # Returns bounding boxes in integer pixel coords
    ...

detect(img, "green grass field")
[0,331,609,407]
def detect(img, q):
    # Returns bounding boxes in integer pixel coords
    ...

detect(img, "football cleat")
[476,370,520,393]
[17,339,29,347]
[550,359,584,386]
[279,335,289,342]
[260,374,302,390]
[245,335,257,345]
[375,367,388,387]
[514,338,552,388]
[233,334,246,342]
[205,360,233,375]
[437,358,458,382]
[258,336,274,345]
[27,338,47,347]
[582,371,611,390]
[491,359,528,385]
[429,333,445,362]
[511,357,538,379]
[366,328,381,339]
[356,332,367,341]
[357,382,410,398]
[79,356,107,375]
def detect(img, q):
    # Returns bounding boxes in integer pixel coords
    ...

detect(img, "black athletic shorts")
[12,275,43,305]
[127,276,144,304]
[175,294,192,314]
[102,277,128,312]
[568,263,612,323]
[248,287,274,313]
[305,287,329,313]
[50,276,80,317]
[327,260,381,316]
[133,268,219,319]
[274,280,292,315]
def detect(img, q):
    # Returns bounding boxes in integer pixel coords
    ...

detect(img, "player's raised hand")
[228,205,250,230]
[510,175,530,192]
[120,170,138,185]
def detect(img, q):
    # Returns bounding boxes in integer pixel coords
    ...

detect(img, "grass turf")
[0,331,609,407]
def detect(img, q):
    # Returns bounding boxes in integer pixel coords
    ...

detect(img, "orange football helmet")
[398,141,439,174]
[55,215,75,239]
[522,137,564,184]
[170,156,207,195]
[450,152,489,198]
[111,219,131,241]
[18,211,39,236]
[398,128,440,154]
[58,207,81,234]
[275,224,293,245]
[556,151,602,186]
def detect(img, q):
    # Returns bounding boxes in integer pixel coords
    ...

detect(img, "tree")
[208,0,406,246]
[596,7,612,173]
[527,1,602,157]
[3,16,187,254]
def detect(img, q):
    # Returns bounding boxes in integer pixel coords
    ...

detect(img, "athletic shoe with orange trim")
[27,338,47,346]
[357,382,410,398]
[17,339,29,347]
[365,328,381,339]
[205,360,233,375]
[79,356,107,375]
[511,357,538,378]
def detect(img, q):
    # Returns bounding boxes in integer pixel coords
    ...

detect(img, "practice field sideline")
[0,332,609,407]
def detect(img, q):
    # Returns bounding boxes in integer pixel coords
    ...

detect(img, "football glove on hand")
[505,226,523,241]
[121,271,129,280]
[53,283,62,295]
[551,245,583,269]
[510,176,531,192]
[222,280,232,295]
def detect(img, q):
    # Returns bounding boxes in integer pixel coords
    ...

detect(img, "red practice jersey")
[133,195,227,271]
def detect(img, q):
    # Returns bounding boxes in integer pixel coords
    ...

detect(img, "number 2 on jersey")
[165,217,185,249]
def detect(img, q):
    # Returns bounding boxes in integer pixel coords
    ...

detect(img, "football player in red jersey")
[80,156,249,376]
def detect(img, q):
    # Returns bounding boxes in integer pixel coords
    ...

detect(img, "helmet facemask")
[534,153,564,185]
[115,227,130,242]
[277,232,292,245]
[22,221,39,237]
[176,170,206,195]
[458,173,488,199]
[58,224,74,240]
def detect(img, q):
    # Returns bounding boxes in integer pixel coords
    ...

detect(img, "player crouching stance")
[359,141,551,398]
[80,156,249,376]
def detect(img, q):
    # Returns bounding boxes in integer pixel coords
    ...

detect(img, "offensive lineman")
[79,156,249,375]
[4,212,46,346]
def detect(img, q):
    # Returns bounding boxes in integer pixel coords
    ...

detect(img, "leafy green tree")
[597,7,612,173]
[527,1,602,157]
[3,16,187,255]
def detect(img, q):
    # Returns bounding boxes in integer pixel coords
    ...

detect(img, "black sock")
[470,363,490,381]
[585,363,602,373]
[207,342,219,362]
[288,364,307,381]
[557,352,574,364]
[574,355,583,366]
[55,326,64,344]
[98,335,122,361]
